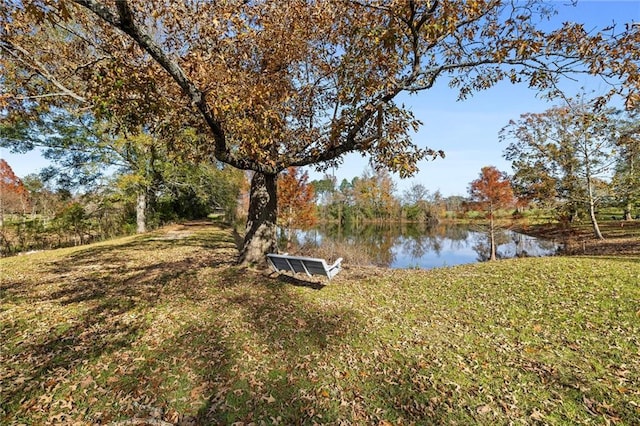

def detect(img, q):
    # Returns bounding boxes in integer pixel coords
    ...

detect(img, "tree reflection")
[472,228,511,262]
[281,223,561,269]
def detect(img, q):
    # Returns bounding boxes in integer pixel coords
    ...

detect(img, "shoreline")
[511,220,640,257]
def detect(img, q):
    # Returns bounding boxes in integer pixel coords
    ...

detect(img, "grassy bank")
[1,222,639,425]
[515,219,640,257]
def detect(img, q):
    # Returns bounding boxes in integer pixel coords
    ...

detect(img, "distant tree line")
[0,155,244,256]
[310,166,474,227]
[306,97,640,240]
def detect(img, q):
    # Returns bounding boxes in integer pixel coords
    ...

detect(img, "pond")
[281,223,562,270]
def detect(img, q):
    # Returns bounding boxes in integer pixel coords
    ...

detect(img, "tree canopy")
[501,98,620,239]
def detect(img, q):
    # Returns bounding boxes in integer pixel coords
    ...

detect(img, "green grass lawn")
[1,223,639,425]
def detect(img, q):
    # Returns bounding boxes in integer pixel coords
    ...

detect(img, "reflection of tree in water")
[341,223,475,267]
[472,239,491,262]
[511,232,527,257]
[441,224,471,241]
[438,224,472,253]
[473,228,511,262]
[406,236,440,259]
[351,224,398,267]
[510,231,561,257]
[358,223,478,266]
[305,222,398,267]
[283,223,561,268]
[400,223,445,260]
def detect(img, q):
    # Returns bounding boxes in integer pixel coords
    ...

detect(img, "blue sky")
[3,1,639,196]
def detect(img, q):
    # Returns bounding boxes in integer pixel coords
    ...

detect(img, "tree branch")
[71,0,266,172]
[0,41,87,103]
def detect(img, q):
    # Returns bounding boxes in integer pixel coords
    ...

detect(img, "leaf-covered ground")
[1,222,639,425]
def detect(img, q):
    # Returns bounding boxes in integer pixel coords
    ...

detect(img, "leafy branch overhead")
[3,1,639,178]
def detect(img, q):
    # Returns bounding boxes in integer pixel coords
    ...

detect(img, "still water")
[283,223,562,270]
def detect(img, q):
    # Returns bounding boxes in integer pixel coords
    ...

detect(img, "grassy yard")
[1,222,639,425]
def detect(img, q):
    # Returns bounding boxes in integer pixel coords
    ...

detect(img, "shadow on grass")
[269,272,327,290]
[2,222,368,424]
[9,225,237,305]
[192,279,363,424]
[1,223,238,418]
[2,299,147,414]
[75,264,364,424]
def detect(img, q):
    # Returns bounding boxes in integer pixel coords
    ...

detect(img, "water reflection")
[281,223,562,269]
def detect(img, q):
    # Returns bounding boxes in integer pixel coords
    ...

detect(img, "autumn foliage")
[468,166,514,260]
[2,0,639,263]
[469,167,514,216]
[0,159,29,222]
[277,167,317,231]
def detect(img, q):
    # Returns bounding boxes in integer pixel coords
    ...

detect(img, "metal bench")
[266,253,343,281]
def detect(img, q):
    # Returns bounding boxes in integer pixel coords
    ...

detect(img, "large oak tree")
[2,0,639,264]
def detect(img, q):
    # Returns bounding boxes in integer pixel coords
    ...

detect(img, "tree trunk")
[623,202,633,221]
[489,210,497,261]
[586,176,604,240]
[136,190,146,234]
[238,172,278,266]
[588,199,604,240]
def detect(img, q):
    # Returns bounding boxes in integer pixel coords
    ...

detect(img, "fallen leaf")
[262,394,276,403]
[80,375,94,389]
[530,409,545,421]
[477,404,492,415]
